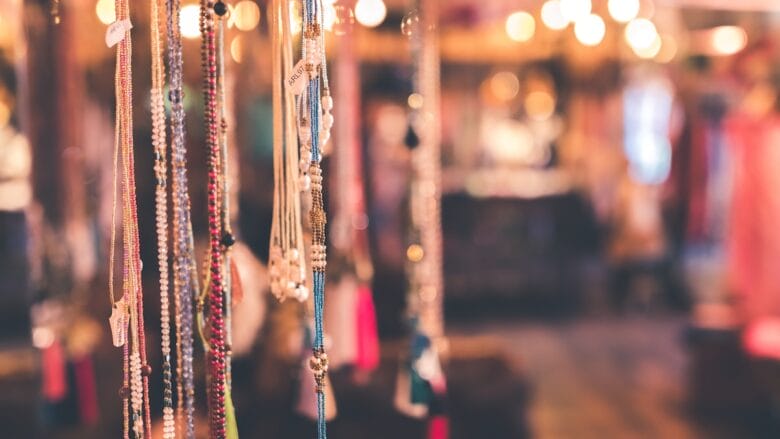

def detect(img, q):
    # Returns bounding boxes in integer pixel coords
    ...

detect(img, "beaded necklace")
[269,0,308,304]
[199,0,230,435]
[298,1,332,437]
[149,0,177,434]
[107,0,152,436]
[165,0,200,434]
[395,0,446,424]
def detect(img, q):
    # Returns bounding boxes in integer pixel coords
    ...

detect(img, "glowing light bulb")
[710,26,747,56]
[560,0,591,24]
[541,0,568,31]
[180,4,201,39]
[354,0,386,28]
[625,18,658,51]
[574,13,605,47]
[607,0,639,23]
[95,0,116,25]
[233,0,261,31]
[505,11,535,42]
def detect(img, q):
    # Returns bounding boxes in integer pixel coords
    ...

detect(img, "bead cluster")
[269,247,309,301]
[309,349,329,391]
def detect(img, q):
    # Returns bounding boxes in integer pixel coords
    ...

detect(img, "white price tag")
[286,59,309,95]
[105,19,133,48]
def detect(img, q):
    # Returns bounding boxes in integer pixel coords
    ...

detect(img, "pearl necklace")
[149,0,176,435]
[107,0,152,436]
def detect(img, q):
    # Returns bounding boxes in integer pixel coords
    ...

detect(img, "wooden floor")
[450,315,759,439]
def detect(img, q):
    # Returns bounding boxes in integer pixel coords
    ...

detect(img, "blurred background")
[2,0,780,437]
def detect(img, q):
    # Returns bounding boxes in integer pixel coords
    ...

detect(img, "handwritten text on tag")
[286,60,309,95]
[106,19,133,48]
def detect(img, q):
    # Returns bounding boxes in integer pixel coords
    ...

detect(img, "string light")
[541,0,568,31]
[559,0,591,24]
[233,0,261,31]
[505,11,535,42]
[574,13,605,47]
[625,18,658,51]
[95,0,115,25]
[633,34,662,59]
[180,4,201,39]
[710,26,747,56]
[354,0,386,28]
[607,0,639,23]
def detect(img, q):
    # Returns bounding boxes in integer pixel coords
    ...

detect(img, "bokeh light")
[625,18,658,51]
[607,0,639,23]
[541,0,569,31]
[574,13,605,47]
[505,11,535,43]
[233,0,261,31]
[490,71,520,102]
[180,4,201,39]
[355,0,386,28]
[95,0,116,25]
[632,34,662,59]
[710,25,747,56]
[560,0,591,24]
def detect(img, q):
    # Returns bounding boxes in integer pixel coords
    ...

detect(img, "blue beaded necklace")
[301,1,330,437]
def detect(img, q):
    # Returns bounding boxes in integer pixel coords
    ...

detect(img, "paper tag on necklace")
[105,19,133,48]
[286,60,309,95]
[109,296,128,347]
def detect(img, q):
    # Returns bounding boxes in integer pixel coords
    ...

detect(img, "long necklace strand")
[109,0,152,435]
[300,1,332,437]
[150,0,175,434]
[199,0,227,435]
[166,0,199,434]
[215,8,240,437]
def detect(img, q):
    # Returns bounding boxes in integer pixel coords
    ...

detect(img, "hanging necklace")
[107,0,152,436]
[269,0,308,304]
[395,1,447,430]
[199,0,229,435]
[298,1,332,437]
[150,0,176,435]
[166,0,199,433]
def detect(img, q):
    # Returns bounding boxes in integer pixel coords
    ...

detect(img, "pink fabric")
[41,340,67,402]
[355,285,380,372]
[726,114,780,320]
[428,416,450,439]
[74,355,99,425]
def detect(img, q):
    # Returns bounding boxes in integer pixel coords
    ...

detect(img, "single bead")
[221,232,236,247]
[142,364,153,377]
[213,0,227,15]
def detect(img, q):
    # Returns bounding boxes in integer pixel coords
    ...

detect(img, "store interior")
[2,0,780,437]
